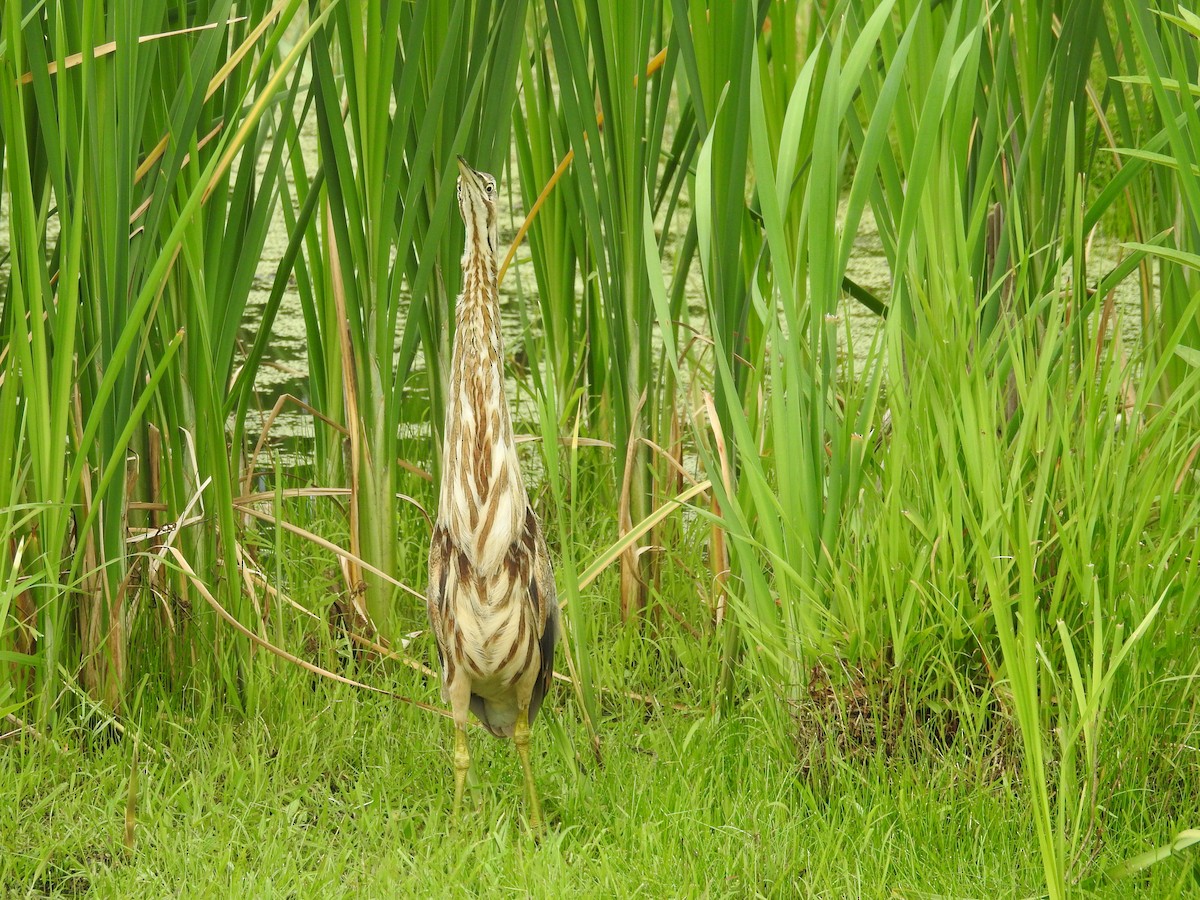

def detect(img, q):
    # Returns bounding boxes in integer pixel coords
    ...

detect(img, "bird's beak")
[456,155,476,179]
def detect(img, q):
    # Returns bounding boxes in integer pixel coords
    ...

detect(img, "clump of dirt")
[794,663,905,769]
[30,872,92,898]
[791,660,1022,782]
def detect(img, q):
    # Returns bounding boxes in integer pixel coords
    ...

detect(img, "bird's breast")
[452,569,536,688]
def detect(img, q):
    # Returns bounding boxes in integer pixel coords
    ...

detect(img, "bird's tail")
[469,693,518,738]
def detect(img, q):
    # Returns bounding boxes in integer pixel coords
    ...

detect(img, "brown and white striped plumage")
[427,157,557,825]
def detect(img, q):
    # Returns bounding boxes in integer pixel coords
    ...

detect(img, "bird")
[426,155,559,829]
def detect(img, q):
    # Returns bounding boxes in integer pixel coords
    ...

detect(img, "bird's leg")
[513,704,542,830]
[447,673,473,822]
[452,724,470,820]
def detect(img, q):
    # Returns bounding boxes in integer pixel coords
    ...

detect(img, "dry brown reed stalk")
[231,503,424,605]
[10,537,37,678]
[667,412,685,498]
[235,539,437,677]
[233,484,432,635]
[702,393,731,627]
[235,486,429,521]
[130,123,224,225]
[236,541,315,618]
[125,4,295,217]
[618,391,650,621]
[322,199,371,634]
[497,47,670,284]
[574,479,712,595]
[549,671,702,714]
[512,434,615,449]
[168,547,449,718]
[242,393,349,497]
[73,388,126,710]
[1176,442,1200,494]
[640,436,700,487]
[16,17,249,85]
[201,11,329,206]
[1,714,64,750]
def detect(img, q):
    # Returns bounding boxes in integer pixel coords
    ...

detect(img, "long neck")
[438,242,526,567]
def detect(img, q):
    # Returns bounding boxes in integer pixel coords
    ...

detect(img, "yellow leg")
[513,705,543,830]
[452,725,470,820]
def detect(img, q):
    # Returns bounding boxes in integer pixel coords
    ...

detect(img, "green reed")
[1,0,316,720]
[688,3,1200,895]
[2,5,1198,894]
[301,0,527,633]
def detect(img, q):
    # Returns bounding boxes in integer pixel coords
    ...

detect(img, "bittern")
[426,156,559,829]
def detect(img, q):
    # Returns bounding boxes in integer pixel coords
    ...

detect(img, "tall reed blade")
[306,0,528,634]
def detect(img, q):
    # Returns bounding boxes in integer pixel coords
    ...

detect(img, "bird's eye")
[486,182,495,196]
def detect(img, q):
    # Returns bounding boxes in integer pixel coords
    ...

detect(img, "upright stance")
[427,157,558,828]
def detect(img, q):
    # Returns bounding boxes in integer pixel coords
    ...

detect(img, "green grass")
[3,675,1197,897]
[5,2,1200,896]
[3,479,1198,897]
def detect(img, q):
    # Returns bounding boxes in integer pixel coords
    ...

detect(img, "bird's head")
[456,156,498,259]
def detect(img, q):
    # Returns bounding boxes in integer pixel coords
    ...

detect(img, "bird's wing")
[527,507,558,723]
[426,523,452,667]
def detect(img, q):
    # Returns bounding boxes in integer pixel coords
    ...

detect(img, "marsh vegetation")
[2,1,1199,895]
